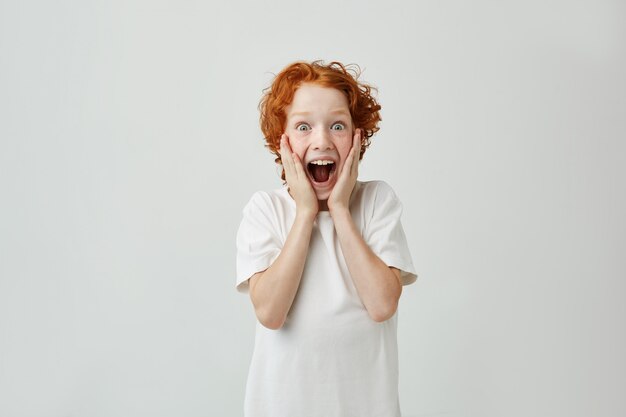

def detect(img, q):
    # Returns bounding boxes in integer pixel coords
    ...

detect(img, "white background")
[1,1,624,416]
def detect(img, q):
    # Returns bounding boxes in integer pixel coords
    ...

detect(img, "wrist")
[329,204,351,219]
[295,208,317,223]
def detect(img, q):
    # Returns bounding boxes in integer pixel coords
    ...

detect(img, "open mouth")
[307,160,336,184]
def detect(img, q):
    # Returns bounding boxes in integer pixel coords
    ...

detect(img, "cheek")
[338,136,353,159]
[289,141,307,160]
[285,130,304,152]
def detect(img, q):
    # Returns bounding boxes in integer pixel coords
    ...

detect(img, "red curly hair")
[258,60,382,181]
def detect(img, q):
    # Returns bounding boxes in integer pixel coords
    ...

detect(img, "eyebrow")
[290,109,351,117]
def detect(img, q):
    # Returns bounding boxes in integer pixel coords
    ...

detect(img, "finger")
[280,135,295,177]
[340,147,355,181]
[292,152,306,180]
[282,134,294,154]
[344,130,357,178]
[352,129,361,175]
[280,134,289,157]
[285,137,302,178]
[279,136,289,168]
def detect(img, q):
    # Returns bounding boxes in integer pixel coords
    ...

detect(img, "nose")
[311,128,334,151]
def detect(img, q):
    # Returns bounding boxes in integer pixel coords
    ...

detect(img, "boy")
[236,60,417,417]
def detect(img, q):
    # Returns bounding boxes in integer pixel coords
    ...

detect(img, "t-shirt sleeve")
[235,192,283,294]
[364,181,418,286]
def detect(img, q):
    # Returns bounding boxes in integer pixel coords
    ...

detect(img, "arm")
[249,212,315,330]
[249,134,318,330]
[328,129,402,322]
[332,208,403,322]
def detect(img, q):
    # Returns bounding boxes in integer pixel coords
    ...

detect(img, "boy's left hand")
[328,129,361,213]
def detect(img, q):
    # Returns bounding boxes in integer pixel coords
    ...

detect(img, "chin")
[315,190,331,201]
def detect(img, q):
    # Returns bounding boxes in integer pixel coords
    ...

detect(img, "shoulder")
[242,187,294,221]
[349,181,402,226]
[354,180,400,207]
[356,179,396,193]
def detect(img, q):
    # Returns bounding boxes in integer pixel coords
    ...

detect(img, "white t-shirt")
[236,180,417,417]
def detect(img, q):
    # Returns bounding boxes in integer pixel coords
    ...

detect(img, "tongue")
[311,164,331,183]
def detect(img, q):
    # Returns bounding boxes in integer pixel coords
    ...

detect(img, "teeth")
[310,160,335,166]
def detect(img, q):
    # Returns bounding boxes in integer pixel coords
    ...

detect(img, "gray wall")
[1,1,624,416]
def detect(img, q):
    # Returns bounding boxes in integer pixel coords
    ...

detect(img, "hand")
[280,134,318,218]
[328,128,361,214]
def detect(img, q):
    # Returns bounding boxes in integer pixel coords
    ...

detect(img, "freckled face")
[284,83,354,201]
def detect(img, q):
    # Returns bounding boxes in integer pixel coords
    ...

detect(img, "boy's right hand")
[280,134,318,219]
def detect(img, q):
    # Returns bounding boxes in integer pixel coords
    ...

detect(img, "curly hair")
[258,60,382,181]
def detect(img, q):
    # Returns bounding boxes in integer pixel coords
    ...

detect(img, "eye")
[331,123,345,131]
[296,123,310,132]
